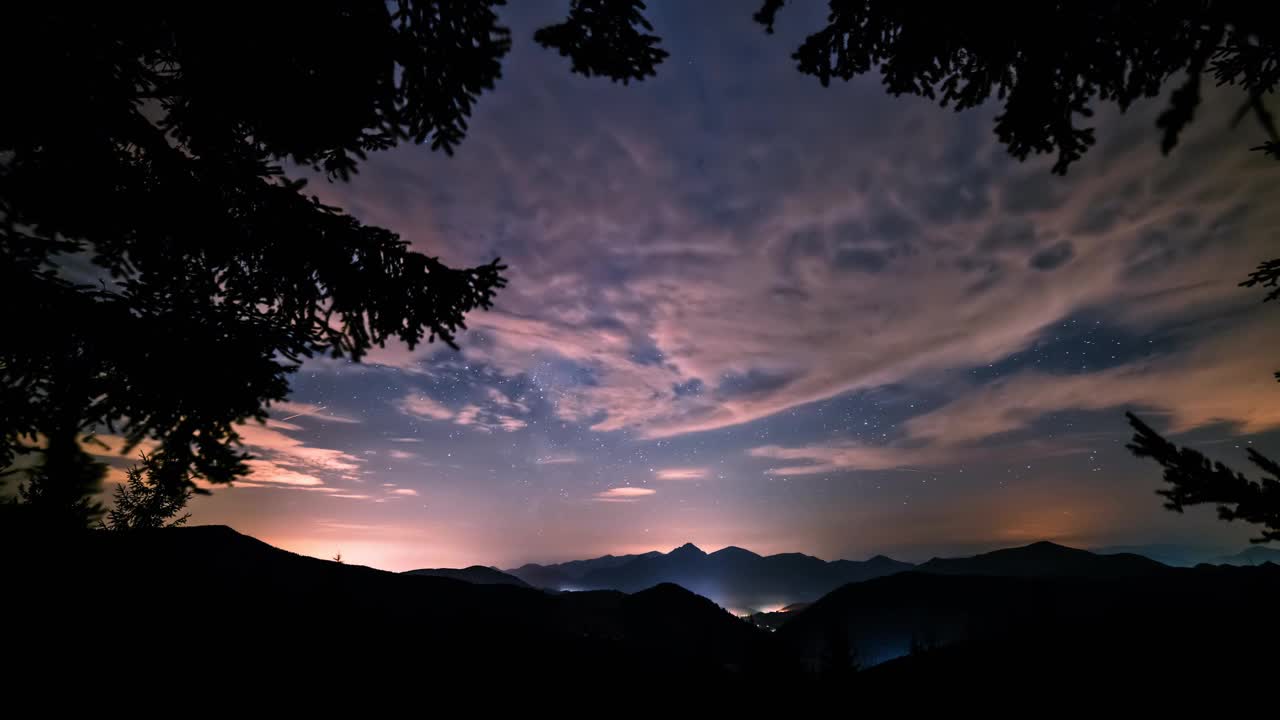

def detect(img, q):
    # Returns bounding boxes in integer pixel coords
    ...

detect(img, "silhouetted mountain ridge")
[404,565,531,587]
[507,542,914,610]
[10,525,771,683]
[1213,545,1280,566]
[916,540,1168,579]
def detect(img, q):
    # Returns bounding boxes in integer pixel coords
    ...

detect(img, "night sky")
[98,2,1279,570]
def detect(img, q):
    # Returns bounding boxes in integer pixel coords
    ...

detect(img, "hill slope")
[7,525,772,683]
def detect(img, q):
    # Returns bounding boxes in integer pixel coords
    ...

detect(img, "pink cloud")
[272,401,361,424]
[593,487,657,502]
[398,395,454,421]
[535,453,580,465]
[654,468,706,481]
[233,422,365,490]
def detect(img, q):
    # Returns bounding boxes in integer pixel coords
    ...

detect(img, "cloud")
[398,395,455,421]
[388,449,416,460]
[594,487,657,502]
[234,422,365,490]
[389,488,419,496]
[389,437,423,443]
[496,416,528,432]
[453,403,526,433]
[654,468,706,481]
[243,459,327,486]
[303,20,1275,453]
[905,316,1280,445]
[273,401,361,424]
[398,390,527,433]
[750,314,1280,474]
[331,494,373,500]
[486,387,530,413]
[747,440,1082,475]
[535,453,580,465]
[82,430,353,493]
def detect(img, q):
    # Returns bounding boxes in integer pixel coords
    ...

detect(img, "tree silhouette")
[103,454,193,532]
[1127,412,1280,543]
[1,2,667,527]
[819,622,859,676]
[759,1,1279,173]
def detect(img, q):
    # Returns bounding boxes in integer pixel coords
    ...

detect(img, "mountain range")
[10,525,1280,692]
[502,539,1279,612]
[1212,545,1280,566]
[507,542,914,611]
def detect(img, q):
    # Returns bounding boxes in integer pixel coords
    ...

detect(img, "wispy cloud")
[654,468,706,481]
[535,453,580,465]
[594,487,657,502]
[749,313,1280,474]
[398,395,454,421]
[273,401,361,424]
[454,403,526,433]
[906,315,1280,446]
[234,422,365,490]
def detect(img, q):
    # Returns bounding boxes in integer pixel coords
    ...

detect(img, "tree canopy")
[103,454,194,532]
[0,1,666,525]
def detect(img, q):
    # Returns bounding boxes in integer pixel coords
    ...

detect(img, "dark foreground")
[6,526,1280,702]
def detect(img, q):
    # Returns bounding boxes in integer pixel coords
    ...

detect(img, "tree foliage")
[104,454,193,532]
[762,1,1280,174]
[535,0,668,83]
[0,2,667,527]
[819,622,859,676]
[1125,258,1280,544]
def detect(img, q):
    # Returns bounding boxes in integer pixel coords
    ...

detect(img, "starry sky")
[104,2,1280,570]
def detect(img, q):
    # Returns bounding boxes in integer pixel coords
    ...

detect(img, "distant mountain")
[509,550,663,589]
[507,542,914,610]
[916,540,1168,579]
[1213,545,1280,566]
[1092,543,1226,567]
[404,565,532,587]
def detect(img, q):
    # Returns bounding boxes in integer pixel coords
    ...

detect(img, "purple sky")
[90,2,1280,570]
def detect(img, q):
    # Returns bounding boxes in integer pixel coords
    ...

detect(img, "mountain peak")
[710,545,761,560]
[670,542,706,556]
